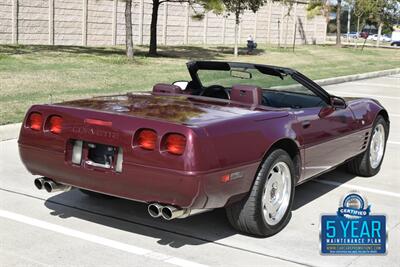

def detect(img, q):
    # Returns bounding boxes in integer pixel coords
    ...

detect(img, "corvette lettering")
[72,126,119,139]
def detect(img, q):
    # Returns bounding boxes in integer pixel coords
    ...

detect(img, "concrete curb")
[314,68,400,87]
[0,68,399,142]
[0,123,21,142]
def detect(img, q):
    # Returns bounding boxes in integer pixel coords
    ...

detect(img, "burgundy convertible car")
[18,61,389,236]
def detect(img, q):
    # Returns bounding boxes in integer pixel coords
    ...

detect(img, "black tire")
[347,115,389,177]
[79,189,115,199]
[226,149,295,237]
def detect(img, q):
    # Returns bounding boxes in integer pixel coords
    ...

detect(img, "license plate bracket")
[69,140,123,172]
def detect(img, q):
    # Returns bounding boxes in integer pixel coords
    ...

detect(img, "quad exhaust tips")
[148,203,164,218]
[34,177,46,190]
[147,203,211,220]
[34,177,71,193]
[161,206,186,220]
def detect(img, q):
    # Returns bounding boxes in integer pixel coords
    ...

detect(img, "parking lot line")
[0,209,208,267]
[350,82,400,89]
[313,179,400,198]
[328,91,400,100]
[388,141,400,145]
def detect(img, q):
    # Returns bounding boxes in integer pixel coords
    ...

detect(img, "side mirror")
[319,106,335,118]
[172,81,189,90]
[330,96,346,109]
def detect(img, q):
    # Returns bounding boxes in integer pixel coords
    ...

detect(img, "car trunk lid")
[57,93,287,126]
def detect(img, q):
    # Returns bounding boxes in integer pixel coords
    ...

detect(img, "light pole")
[347,6,351,43]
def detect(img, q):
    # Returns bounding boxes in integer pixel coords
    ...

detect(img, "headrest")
[230,84,262,105]
[152,83,182,95]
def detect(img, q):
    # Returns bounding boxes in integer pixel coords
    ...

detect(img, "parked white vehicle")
[368,34,392,42]
[391,31,400,46]
[382,35,392,42]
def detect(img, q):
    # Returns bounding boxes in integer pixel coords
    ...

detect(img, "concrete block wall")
[0,0,327,46]
[0,0,13,44]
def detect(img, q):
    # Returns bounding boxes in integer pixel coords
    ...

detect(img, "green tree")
[281,0,294,48]
[148,0,223,57]
[306,0,331,44]
[222,0,266,56]
[353,0,369,33]
[125,0,134,58]
[336,0,342,46]
[307,0,331,23]
[367,0,400,47]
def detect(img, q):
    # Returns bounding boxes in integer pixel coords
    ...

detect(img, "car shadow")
[293,165,357,210]
[44,190,236,248]
[44,165,357,247]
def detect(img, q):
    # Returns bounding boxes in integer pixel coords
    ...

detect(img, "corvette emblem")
[72,126,119,139]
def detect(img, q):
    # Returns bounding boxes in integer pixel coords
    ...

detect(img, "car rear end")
[18,103,260,213]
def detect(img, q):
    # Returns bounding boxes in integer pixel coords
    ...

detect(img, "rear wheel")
[226,149,295,236]
[347,115,388,177]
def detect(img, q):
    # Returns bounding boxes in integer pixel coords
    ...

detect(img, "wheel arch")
[260,138,301,184]
[376,109,390,140]
[377,109,390,124]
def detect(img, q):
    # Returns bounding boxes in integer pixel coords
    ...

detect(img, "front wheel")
[226,149,295,236]
[347,115,388,177]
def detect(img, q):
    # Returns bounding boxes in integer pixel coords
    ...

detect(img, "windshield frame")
[186,60,331,105]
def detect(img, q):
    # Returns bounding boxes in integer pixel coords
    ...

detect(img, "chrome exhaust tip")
[161,206,186,220]
[148,203,164,218]
[43,180,71,193]
[34,177,45,190]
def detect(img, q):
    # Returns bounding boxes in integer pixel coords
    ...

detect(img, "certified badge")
[320,191,387,255]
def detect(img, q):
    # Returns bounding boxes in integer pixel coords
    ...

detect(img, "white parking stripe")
[0,209,208,267]
[388,141,400,145]
[313,179,400,198]
[349,82,400,89]
[329,91,400,100]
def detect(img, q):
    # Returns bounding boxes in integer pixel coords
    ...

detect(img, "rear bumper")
[19,144,259,209]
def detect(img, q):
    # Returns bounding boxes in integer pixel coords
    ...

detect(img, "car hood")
[58,93,288,126]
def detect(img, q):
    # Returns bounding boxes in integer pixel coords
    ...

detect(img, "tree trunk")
[346,8,351,43]
[125,0,134,58]
[284,16,289,48]
[376,22,383,48]
[355,16,360,48]
[336,0,342,47]
[149,0,159,56]
[234,12,239,57]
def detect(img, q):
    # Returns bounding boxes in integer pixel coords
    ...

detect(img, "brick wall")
[0,0,327,46]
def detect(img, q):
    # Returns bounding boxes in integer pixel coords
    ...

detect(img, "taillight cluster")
[26,112,63,134]
[135,129,186,155]
[165,133,186,155]
[48,116,63,134]
[137,129,157,150]
[26,112,42,131]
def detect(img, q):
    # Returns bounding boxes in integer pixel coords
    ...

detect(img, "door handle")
[302,121,311,129]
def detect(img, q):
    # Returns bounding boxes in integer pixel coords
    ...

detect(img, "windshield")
[197,68,316,96]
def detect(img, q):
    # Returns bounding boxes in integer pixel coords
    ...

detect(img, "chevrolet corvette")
[18,61,389,236]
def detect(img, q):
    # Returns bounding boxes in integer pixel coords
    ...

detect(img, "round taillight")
[48,116,63,134]
[165,133,186,155]
[27,112,42,131]
[137,129,157,150]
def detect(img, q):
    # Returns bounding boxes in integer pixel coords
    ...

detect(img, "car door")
[288,72,361,181]
[294,104,359,180]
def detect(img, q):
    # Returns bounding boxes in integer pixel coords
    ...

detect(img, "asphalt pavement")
[1,75,399,267]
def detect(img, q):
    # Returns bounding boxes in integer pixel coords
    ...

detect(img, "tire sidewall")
[365,116,388,175]
[256,150,296,235]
